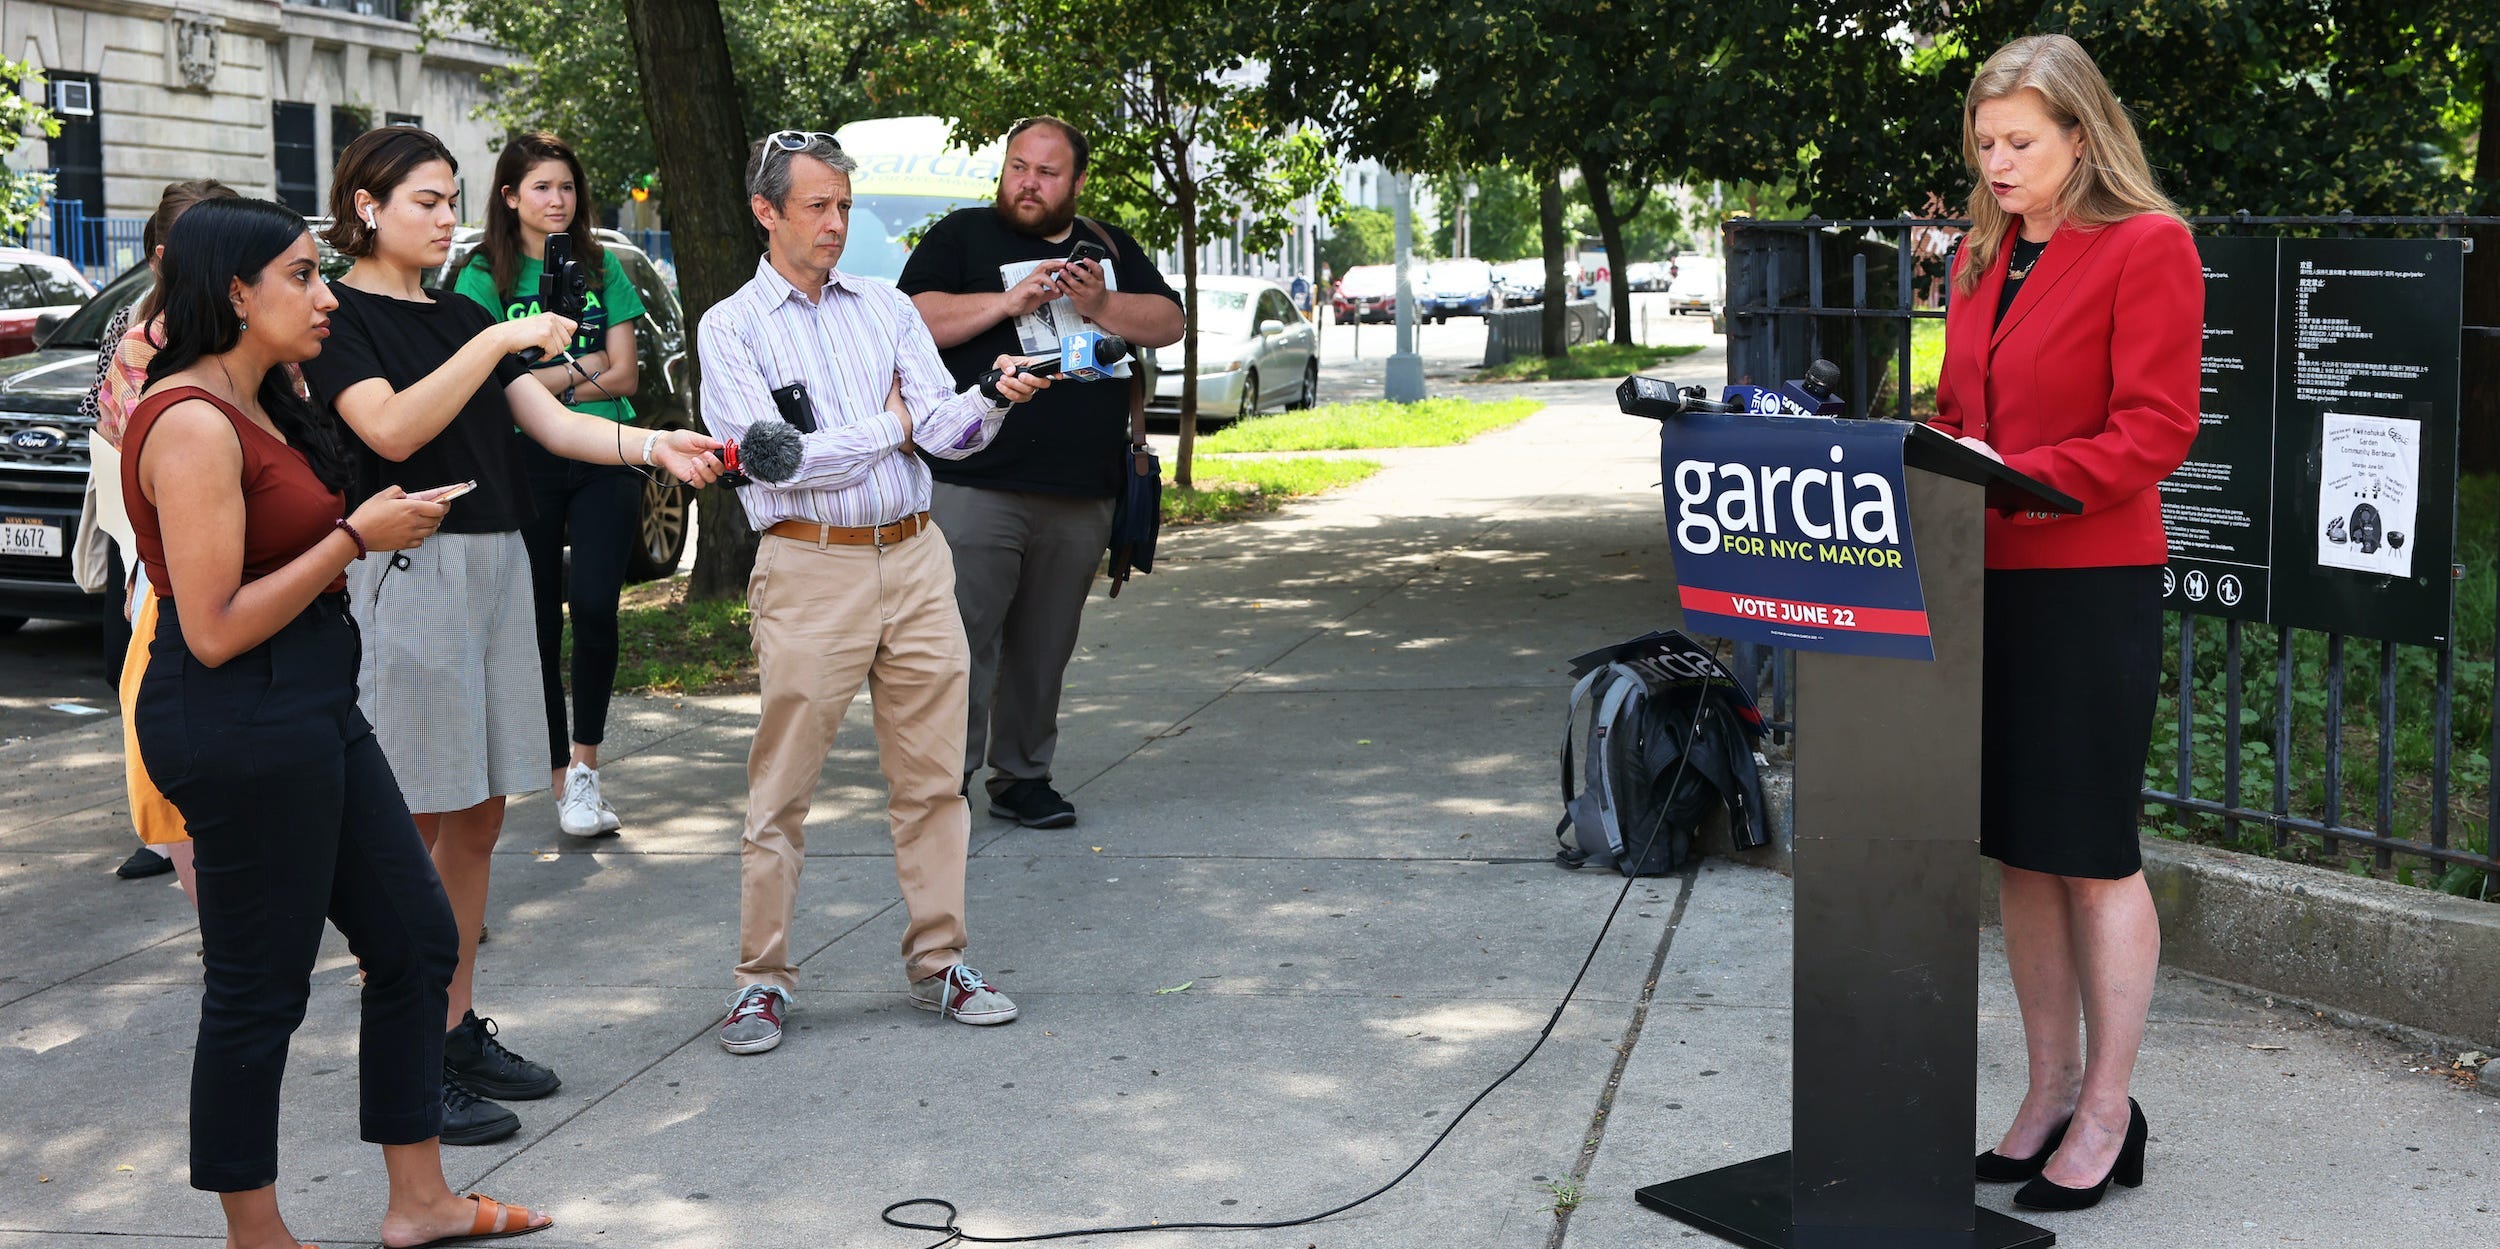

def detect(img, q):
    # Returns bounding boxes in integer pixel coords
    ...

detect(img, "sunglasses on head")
[764,130,843,153]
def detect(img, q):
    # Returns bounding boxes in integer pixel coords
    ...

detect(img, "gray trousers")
[931,482,1116,797]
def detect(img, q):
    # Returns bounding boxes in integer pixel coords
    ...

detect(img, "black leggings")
[520,437,643,770]
[135,594,457,1192]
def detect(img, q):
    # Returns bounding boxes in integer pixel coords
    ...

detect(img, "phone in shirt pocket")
[769,382,817,433]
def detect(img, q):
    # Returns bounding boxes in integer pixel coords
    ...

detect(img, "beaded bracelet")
[334,517,369,560]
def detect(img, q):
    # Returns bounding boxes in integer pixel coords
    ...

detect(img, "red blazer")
[1930,212,2202,569]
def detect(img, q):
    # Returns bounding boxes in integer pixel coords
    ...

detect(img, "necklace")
[2006,239,2049,281]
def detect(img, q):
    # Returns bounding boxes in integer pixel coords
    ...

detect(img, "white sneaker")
[557,763,616,837]
[909,964,1019,1025]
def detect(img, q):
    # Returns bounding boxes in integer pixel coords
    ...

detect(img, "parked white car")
[1149,275,1321,422]
[1667,256,1725,314]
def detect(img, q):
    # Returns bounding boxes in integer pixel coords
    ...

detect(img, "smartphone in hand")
[1067,238,1110,267]
[411,480,479,504]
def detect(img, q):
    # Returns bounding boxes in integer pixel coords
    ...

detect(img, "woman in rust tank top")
[123,197,552,1248]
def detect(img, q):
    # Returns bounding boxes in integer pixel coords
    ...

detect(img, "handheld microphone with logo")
[717,416,805,488]
[977,332,1132,402]
[1721,360,1848,416]
[1617,374,1733,420]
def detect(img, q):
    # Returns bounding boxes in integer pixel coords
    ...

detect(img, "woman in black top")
[300,127,720,1147]
[129,195,552,1249]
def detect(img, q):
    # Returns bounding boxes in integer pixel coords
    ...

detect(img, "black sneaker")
[988,779,1076,829]
[444,1011,561,1100]
[440,1077,519,1146]
[116,846,174,879]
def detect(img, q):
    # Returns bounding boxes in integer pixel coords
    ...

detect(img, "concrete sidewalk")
[4,371,2495,1248]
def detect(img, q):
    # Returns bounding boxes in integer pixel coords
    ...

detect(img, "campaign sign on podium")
[1660,412,1934,660]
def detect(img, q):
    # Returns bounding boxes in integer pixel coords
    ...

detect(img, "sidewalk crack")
[1546,866,1696,1249]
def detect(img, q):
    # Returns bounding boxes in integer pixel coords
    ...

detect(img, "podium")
[1631,415,2080,1249]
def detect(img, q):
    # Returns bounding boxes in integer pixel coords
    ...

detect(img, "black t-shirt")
[897,207,1180,497]
[300,281,536,533]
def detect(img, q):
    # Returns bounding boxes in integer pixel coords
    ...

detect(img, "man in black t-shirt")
[900,116,1183,828]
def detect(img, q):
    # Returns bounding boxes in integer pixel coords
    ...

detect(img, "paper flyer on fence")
[2316,412,2419,579]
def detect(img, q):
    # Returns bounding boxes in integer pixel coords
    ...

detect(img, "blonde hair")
[1956,34,2183,296]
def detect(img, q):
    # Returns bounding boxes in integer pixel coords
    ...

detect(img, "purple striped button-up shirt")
[699,256,1008,530]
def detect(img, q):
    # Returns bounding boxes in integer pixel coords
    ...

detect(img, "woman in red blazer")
[1929,34,2201,1213]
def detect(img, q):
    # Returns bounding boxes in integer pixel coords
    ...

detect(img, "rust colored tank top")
[122,385,348,596]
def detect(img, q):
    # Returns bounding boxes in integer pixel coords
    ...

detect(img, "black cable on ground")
[882,674,1723,1248]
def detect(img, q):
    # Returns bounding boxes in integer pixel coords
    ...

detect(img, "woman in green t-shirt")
[455,132,648,839]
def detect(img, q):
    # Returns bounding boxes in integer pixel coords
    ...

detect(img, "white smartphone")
[413,480,479,503]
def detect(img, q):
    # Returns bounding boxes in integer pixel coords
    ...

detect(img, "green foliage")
[1195,397,1545,454]
[0,59,59,237]
[431,0,920,208]
[1430,167,1545,261]
[1322,206,1395,274]
[1475,341,1704,382]
[2022,1,2498,216]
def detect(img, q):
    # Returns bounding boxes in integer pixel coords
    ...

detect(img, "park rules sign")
[1659,413,1934,661]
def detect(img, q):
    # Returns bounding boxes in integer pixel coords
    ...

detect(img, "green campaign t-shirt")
[453,247,647,423]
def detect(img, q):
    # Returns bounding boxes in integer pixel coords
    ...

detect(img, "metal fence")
[1721,213,2500,888]
[10,200,148,284]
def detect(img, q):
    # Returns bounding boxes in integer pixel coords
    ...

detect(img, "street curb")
[1712,762,2500,1051]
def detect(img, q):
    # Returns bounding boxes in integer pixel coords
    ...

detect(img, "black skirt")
[1980,566,2162,879]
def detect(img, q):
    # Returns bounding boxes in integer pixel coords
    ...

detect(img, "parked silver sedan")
[1148,274,1321,422]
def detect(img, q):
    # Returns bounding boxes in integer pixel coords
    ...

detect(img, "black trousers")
[134,594,457,1192]
[520,437,642,770]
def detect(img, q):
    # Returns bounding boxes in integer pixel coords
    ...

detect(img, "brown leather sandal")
[401,1192,553,1247]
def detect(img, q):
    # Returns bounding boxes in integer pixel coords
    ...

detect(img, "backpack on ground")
[1555,633,1770,876]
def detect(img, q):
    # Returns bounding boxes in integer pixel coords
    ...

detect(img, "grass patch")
[592,578,755,695]
[1195,397,1543,454]
[1473,340,1704,383]
[1164,455,1382,525]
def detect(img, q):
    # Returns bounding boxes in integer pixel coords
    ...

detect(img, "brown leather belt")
[764,511,932,547]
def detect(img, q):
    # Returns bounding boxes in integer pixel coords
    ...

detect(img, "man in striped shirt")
[700,130,1052,1056]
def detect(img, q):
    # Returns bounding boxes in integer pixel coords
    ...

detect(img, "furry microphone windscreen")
[740,417,807,484]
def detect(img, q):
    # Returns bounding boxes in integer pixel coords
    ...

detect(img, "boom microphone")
[718,416,805,488]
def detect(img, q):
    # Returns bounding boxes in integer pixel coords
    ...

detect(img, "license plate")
[0,519,62,558]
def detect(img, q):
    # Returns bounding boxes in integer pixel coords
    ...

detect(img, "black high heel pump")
[1975,1115,2070,1183]
[2013,1098,2147,1211]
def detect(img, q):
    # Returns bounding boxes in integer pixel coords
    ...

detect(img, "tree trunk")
[1176,187,1200,489]
[621,0,759,601]
[1580,155,1635,346]
[2461,53,2499,475]
[1539,170,1568,359]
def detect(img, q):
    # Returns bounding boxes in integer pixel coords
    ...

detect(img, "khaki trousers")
[737,526,971,990]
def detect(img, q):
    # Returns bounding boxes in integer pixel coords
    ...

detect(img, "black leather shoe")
[1977,1116,2070,1182]
[2014,1099,2147,1210]
[444,1011,561,1100]
[989,779,1077,829]
[116,846,174,879]
[440,1078,519,1146]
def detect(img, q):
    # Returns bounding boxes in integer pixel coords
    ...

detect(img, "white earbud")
[361,208,376,229]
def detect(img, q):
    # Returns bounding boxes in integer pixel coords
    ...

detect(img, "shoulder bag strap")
[1077,216,1149,449]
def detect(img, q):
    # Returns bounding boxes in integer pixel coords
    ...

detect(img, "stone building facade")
[4,1,509,229]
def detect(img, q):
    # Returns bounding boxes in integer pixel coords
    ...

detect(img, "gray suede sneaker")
[719,985,789,1054]
[909,964,1019,1025]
